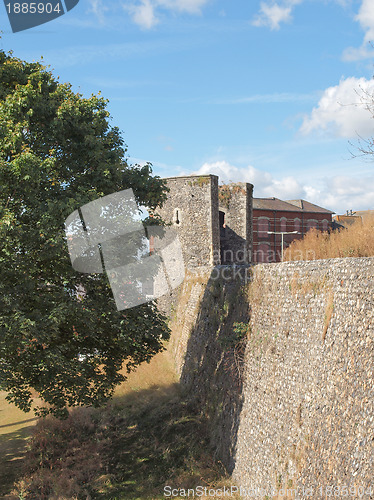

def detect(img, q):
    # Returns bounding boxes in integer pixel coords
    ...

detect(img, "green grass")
[91,385,225,499]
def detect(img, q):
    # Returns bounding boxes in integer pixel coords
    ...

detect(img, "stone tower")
[218,182,253,264]
[157,175,220,269]
[158,175,253,269]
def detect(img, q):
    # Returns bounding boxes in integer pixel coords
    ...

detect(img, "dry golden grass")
[0,392,42,498]
[7,349,241,499]
[114,349,179,398]
[284,215,374,261]
[322,290,334,342]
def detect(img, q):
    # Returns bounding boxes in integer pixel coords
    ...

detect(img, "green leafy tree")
[0,49,170,417]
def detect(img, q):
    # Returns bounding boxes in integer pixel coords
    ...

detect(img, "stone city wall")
[164,257,374,497]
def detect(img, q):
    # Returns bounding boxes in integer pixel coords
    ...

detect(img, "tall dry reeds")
[283,215,374,261]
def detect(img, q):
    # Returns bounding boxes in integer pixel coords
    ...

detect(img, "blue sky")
[1,0,374,213]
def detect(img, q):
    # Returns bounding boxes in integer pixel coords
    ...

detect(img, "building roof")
[253,197,334,214]
[286,199,334,214]
[253,197,302,212]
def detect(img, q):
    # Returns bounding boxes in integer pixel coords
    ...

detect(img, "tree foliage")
[0,49,170,417]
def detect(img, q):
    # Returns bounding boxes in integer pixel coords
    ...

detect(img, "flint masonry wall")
[158,175,254,268]
[166,265,251,471]
[234,256,374,495]
[166,257,374,495]
[219,183,253,264]
[157,175,220,268]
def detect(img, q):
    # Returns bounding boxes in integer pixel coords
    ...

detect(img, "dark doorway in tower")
[219,211,225,234]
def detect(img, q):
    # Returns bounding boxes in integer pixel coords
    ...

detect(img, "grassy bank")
[3,351,231,499]
[0,392,40,498]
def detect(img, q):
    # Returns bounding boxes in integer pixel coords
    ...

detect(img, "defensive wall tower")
[218,182,253,264]
[157,175,220,268]
[158,175,254,268]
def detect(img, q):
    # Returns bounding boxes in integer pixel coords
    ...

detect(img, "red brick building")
[253,198,334,263]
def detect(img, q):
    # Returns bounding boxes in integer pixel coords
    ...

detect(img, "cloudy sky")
[1,0,374,213]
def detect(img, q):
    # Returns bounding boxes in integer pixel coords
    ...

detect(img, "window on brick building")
[294,218,301,233]
[280,217,287,232]
[307,219,318,231]
[258,217,269,238]
[322,219,329,231]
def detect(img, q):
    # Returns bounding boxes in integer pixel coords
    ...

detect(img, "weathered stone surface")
[234,257,374,497]
[157,175,220,268]
[157,175,253,268]
[163,257,374,497]
[219,183,253,265]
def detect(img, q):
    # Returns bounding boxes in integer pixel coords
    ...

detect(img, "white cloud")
[356,0,374,42]
[194,160,269,185]
[126,0,159,28]
[253,3,292,30]
[343,0,374,61]
[252,0,302,30]
[124,0,209,28]
[193,160,305,198]
[300,77,374,138]
[252,0,353,32]
[87,0,109,23]
[342,45,374,62]
[311,175,374,213]
[190,160,374,213]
